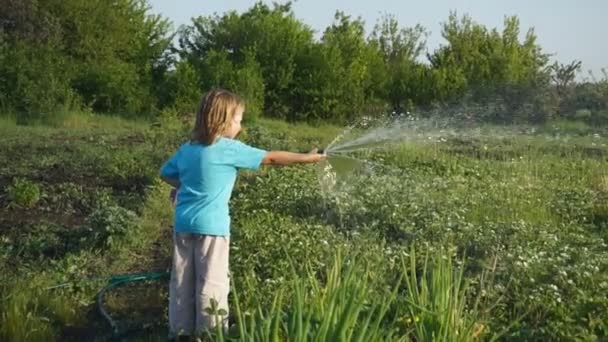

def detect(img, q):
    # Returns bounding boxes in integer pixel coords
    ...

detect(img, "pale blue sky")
[149,0,607,77]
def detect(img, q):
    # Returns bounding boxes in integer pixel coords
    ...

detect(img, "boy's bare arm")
[262,150,325,166]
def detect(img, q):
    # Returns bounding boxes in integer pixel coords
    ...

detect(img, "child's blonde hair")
[192,89,245,145]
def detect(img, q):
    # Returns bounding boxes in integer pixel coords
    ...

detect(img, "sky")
[148,0,607,78]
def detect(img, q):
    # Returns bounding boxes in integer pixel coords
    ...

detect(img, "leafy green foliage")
[225,252,403,341]
[429,13,552,122]
[371,15,430,110]
[2,118,608,340]
[86,204,138,248]
[178,2,311,119]
[402,249,484,341]
[7,177,41,208]
[2,1,607,125]
[0,0,173,119]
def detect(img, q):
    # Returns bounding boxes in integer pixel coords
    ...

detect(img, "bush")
[6,43,78,124]
[85,204,138,248]
[161,61,202,115]
[574,109,592,121]
[542,120,592,136]
[7,178,41,208]
[590,110,608,126]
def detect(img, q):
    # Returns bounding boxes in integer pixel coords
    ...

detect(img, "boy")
[160,89,325,338]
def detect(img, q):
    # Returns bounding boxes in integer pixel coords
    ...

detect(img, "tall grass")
[254,118,343,149]
[57,111,150,131]
[402,249,485,341]
[0,113,17,128]
[199,248,494,341]
[0,110,149,131]
[220,252,400,341]
[0,281,56,342]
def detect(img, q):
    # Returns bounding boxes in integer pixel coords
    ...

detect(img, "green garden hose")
[96,272,170,339]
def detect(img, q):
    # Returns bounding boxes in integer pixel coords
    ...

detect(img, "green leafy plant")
[7,178,41,208]
[86,204,138,248]
[223,251,401,341]
[401,249,485,341]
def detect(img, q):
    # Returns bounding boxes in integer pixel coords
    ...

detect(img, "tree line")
[1,0,606,124]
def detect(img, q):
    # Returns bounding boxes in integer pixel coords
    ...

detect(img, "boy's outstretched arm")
[262,149,325,166]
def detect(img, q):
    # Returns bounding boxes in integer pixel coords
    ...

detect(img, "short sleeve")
[160,149,180,179]
[226,140,267,170]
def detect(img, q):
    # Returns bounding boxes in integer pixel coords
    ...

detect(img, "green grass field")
[1,113,607,341]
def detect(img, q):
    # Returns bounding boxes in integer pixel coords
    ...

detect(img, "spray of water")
[319,115,483,195]
[315,112,604,222]
[324,115,530,155]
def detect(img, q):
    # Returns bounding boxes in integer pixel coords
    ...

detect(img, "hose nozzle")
[301,148,325,154]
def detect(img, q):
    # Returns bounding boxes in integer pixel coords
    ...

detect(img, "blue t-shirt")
[160,137,267,236]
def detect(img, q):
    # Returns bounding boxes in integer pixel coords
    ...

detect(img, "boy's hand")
[262,150,326,165]
[307,148,326,162]
[310,154,326,163]
[169,188,177,206]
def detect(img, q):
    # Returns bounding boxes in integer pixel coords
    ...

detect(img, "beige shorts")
[169,232,230,337]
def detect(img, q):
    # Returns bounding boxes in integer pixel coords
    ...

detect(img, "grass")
[0,110,149,131]
[242,117,343,152]
[0,114,174,341]
[1,113,607,340]
[0,113,17,128]
[402,249,482,341]
[0,180,174,341]
[226,251,401,341]
[1,279,56,342]
[210,247,487,342]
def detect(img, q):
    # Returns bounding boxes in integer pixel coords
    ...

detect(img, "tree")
[53,0,172,115]
[0,0,72,119]
[290,41,343,121]
[179,2,313,119]
[317,12,369,121]
[370,15,429,111]
[429,13,550,122]
[0,0,173,118]
[549,60,581,116]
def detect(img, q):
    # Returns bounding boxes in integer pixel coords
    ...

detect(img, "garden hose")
[96,272,170,340]
[299,149,325,154]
